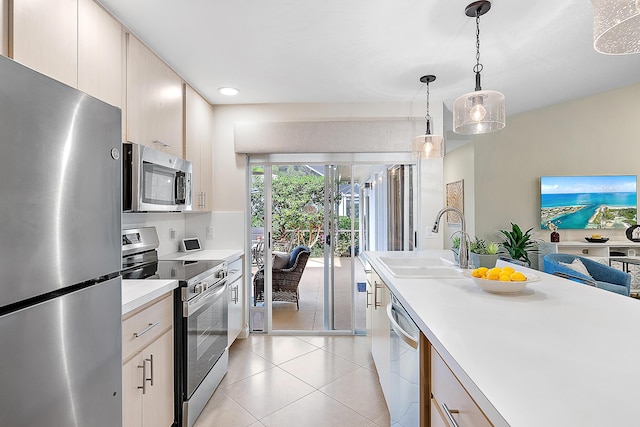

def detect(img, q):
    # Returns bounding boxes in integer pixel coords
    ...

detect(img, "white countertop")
[160,249,243,262]
[122,279,178,316]
[363,250,640,427]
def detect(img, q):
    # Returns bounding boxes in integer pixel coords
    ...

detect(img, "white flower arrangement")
[546,221,558,232]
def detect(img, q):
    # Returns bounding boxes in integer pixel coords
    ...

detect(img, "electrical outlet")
[425,229,437,239]
[206,226,214,239]
[170,228,176,240]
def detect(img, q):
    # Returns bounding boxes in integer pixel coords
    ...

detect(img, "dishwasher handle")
[387,302,419,349]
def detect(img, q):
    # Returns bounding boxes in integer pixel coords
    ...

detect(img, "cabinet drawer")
[122,293,173,360]
[431,348,492,427]
[227,257,243,284]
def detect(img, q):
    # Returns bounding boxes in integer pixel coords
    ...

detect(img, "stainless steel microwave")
[122,142,192,212]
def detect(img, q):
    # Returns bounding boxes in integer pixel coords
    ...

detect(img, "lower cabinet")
[228,256,244,347]
[122,293,174,427]
[368,265,492,426]
[430,347,492,427]
[370,269,391,403]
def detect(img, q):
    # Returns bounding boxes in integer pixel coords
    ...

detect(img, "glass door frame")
[245,153,415,335]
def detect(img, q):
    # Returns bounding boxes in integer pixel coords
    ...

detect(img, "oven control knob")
[194,283,205,294]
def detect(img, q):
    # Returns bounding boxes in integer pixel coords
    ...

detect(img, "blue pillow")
[288,245,310,268]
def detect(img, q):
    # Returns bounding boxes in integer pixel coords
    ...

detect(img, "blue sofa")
[543,253,630,296]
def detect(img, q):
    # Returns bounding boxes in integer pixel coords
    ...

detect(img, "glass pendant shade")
[593,0,640,54]
[453,89,505,135]
[412,133,444,159]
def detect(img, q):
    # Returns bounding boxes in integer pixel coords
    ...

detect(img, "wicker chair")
[253,246,311,309]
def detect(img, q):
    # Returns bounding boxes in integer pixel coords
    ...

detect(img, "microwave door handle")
[175,172,185,202]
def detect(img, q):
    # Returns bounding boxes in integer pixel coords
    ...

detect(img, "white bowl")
[462,270,540,294]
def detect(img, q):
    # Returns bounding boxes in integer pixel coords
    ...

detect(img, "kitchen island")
[363,250,640,426]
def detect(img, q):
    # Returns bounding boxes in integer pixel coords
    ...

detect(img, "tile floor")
[193,334,390,427]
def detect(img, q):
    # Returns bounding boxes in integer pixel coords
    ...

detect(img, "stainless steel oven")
[121,227,229,427]
[177,264,228,427]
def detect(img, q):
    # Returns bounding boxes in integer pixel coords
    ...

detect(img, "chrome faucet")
[432,207,469,269]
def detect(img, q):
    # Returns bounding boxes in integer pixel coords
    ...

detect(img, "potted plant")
[469,236,500,268]
[499,223,538,266]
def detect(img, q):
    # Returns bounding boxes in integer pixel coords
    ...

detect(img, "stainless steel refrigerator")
[0,56,123,426]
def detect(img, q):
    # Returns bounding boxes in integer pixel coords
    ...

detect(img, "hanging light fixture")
[453,1,505,135]
[593,0,640,55]
[412,75,445,159]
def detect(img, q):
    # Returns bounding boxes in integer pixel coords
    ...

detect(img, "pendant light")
[593,0,640,55]
[453,1,505,135]
[412,75,444,159]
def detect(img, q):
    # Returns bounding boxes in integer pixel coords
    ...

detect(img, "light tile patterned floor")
[193,335,390,427]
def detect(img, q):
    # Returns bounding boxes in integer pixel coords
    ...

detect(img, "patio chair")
[253,245,311,309]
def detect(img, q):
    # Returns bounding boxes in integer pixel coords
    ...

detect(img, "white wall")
[459,83,640,245]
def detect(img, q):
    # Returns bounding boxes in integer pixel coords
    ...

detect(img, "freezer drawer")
[0,277,122,427]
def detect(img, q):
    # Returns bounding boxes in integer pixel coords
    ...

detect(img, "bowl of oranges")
[462,266,540,294]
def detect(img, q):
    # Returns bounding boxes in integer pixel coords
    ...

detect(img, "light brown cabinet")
[1,0,8,56]
[126,33,183,158]
[185,84,213,210]
[78,0,124,109]
[430,347,492,427]
[122,293,174,427]
[10,0,78,87]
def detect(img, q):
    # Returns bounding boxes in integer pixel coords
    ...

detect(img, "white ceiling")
[98,0,640,118]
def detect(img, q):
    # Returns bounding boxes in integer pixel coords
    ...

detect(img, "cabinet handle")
[133,322,159,338]
[202,191,207,208]
[441,403,460,427]
[152,140,171,148]
[374,281,383,308]
[146,354,154,387]
[230,285,239,303]
[137,360,147,394]
[366,290,372,308]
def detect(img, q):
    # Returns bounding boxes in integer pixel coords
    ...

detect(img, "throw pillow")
[559,258,593,279]
[272,252,289,269]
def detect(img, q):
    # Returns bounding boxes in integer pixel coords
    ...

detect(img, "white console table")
[539,240,640,292]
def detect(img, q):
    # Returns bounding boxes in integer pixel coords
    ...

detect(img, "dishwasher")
[388,295,420,427]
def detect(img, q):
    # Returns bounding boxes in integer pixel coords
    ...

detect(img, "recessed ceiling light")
[218,87,239,96]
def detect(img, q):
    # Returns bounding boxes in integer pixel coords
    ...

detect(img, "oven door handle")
[183,281,227,317]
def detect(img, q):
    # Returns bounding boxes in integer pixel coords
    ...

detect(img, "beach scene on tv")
[540,175,637,230]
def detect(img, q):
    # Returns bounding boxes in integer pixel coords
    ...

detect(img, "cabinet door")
[122,353,144,427]
[142,329,174,427]
[185,84,213,210]
[1,0,8,56]
[365,270,373,349]
[10,0,77,87]
[371,271,391,404]
[228,257,244,346]
[78,0,123,109]
[126,33,183,158]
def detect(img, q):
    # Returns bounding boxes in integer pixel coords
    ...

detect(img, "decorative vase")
[550,231,560,243]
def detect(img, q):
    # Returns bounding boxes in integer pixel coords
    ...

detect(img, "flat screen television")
[540,175,637,230]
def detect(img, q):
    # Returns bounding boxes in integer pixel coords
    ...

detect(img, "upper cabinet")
[1,0,8,56]
[185,84,213,211]
[78,0,123,110]
[10,0,78,88]
[126,33,184,159]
